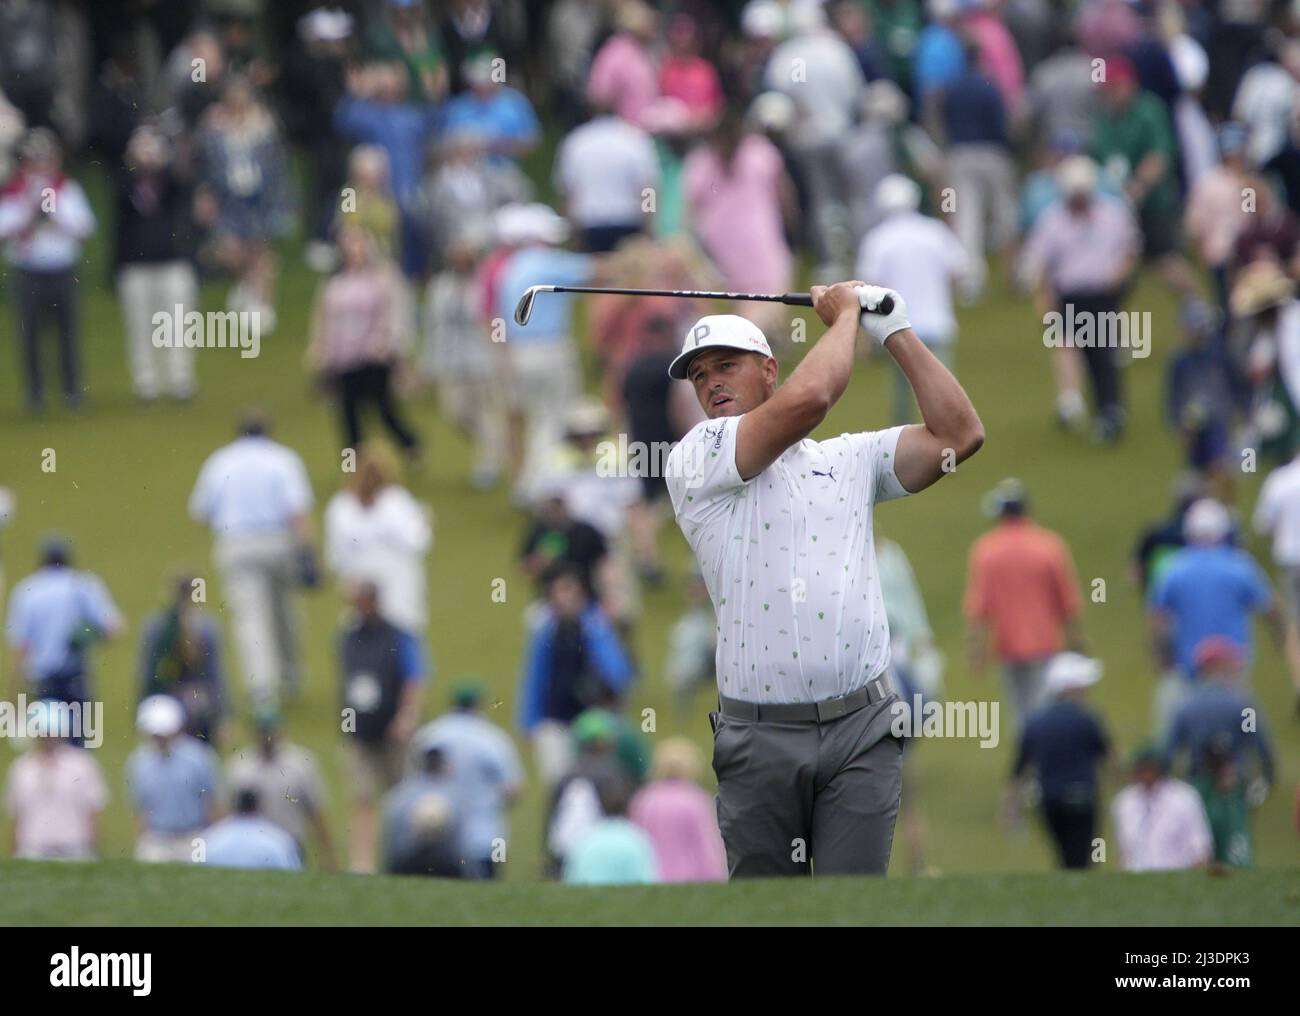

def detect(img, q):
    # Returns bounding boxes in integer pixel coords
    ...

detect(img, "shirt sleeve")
[863,425,911,503]
[398,631,430,684]
[665,417,749,521]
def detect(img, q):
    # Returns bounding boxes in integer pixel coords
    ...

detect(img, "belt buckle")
[817,695,849,723]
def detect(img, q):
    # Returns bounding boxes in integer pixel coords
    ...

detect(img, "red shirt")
[964,518,1082,663]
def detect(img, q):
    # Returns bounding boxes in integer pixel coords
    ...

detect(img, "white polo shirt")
[189,436,314,539]
[1255,455,1300,567]
[666,416,910,704]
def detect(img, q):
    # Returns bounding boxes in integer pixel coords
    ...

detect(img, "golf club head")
[513,285,555,326]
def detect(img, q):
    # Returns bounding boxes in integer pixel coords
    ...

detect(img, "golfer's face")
[688,349,771,418]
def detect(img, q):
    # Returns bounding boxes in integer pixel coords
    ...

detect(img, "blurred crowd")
[2,0,1300,880]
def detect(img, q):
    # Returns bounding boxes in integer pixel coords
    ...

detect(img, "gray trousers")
[711,696,903,878]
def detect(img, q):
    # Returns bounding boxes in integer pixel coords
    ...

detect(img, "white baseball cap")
[876,174,922,214]
[1044,652,1102,696]
[668,314,775,380]
[137,694,185,737]
[1183,497,1232,545]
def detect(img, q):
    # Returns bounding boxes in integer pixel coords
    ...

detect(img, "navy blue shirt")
[941,72,1008,147]
[1167,684,1275,784]
[1013,700,1109,802]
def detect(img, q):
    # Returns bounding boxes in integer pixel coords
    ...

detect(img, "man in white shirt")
[857,174,971,425]
[552,104,658,253]
[1252,450,1300,703]
[189,412,316,708]
[1111,747,1213,872]
[664,281,984,877]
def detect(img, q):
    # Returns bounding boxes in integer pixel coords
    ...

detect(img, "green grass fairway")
[0,158,1297,900]
[1,860,1295,926]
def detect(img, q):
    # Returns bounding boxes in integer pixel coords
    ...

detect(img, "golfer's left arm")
[886,328,985,493]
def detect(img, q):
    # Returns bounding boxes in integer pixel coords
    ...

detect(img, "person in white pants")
[114,126,198,400]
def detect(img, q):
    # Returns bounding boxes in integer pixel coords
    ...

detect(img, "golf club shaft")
[539,286,894,315]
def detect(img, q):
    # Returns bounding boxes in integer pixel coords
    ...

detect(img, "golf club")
[513,285,894,327]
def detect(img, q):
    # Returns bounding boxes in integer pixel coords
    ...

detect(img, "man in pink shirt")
[4,700,108,859]
[629,737,727,882]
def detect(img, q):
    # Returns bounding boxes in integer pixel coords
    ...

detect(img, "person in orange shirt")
[964,478,1087,729]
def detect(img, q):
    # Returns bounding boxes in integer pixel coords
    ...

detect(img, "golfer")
[664,281,983,877]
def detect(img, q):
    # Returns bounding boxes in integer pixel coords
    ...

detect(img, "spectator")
[628,737,727,882]
[411,678,524,879]
[519,482,609,607]
[361,0,449,105]
[856,173,970,425]
[1091,54,1193,297]
[282,7,353,270]
[137,573,226,747]
[1007,652,1110,870]
[334,61,440,276]
[493,204,595,494]
[194,75,293,332]
[562,762,659,885]
[1230,35,1300,168]
[202,785,303,871]
[339,145,399,263]
[226,709,334,869]
[1131,474,1202,594]
[658,13,725,134]
[422,226,506,489]
[547,708,635,874]
[683,108,795,336]
[1193,740,1256,867]
[439,0,519,97]
[189,411,318,709]
[1020,154,1140,440]
[305,222,422,460]
[1147,498,1280,735]
[585,0,660,129]
[553,107,657,253]
[912,0,966,108]
[1184,124,1255,312]
[339,580,428,874]
[382,744,464,877]
[419,129,530,263]
[1229,260,1300,464]
[0,128,96,411]
[828,0,887,86]
[519,565,635,788]
[1164,299,1234,501]
[4,699,108,860]
[938,40,1018,303]
[1254,442,1300,707]
[324,440,432,639]
[5,536,123,737]
[114,124,198,402]
[127,695,220,863]
[1026,39,1098,150]
[964,479,1085,729]
[1111,745,1213,872]
[1167,637,1275,791]
[439,52,540,165]
[763,2,866,276]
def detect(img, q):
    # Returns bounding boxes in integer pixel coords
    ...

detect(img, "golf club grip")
[781,293,895,315]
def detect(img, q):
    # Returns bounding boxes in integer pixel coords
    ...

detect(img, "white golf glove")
[856,285,910,346]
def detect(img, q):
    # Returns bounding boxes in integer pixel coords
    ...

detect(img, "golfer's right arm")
[735,282,864,480]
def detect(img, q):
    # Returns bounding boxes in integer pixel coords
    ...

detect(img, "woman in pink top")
[658,14,723,133]
[629,737,728,882]
[684,112,796,334]
[307,223,420,459]
[585,2,660,129]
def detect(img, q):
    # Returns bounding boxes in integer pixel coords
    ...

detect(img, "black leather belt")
[719,676,892,723]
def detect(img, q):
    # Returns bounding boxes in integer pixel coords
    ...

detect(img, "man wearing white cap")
[664,282,983,877]
[1148,498,1281,736]
[126,694,220,863]
[1007,652,1111,870]
[856,173,970,425]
